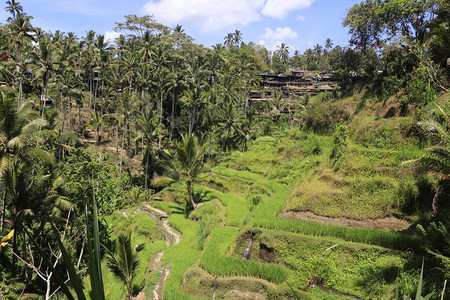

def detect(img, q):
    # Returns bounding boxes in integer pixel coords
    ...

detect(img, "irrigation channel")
[134,204,181,300]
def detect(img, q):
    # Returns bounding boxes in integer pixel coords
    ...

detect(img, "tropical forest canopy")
[0,0,449,299]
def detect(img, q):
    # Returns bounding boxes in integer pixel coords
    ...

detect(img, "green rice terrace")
[1,0,449,299]
[105,122,434,300]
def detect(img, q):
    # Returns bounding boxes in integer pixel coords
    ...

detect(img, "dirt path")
[142,204,181,300]
[280,210,411,232]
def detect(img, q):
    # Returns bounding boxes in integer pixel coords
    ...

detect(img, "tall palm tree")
[324,38,334,51]
[304,48,314,69]
[165,53,185,139]
[33,35,58,116]
[151,47,171,148]
[275,43,289,62]
[223,33,234,48]
[183,55,209,135]
[7,12,34,108]
[136,107,158,190]
[233,29,243,46]
[0,92,49,229]
[324,38,333,62]
[165,134,206,210]
[105,232,139,299]
[313,43,323,62]
[0,92,53,271]
[5,0,23,19]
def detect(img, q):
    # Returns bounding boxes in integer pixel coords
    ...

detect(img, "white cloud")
[258,40,287,51]
[297,15,305,21]
[141,0,264,32]
[105,30,120,43]
[261,0,314,19]
[262,27,298,40]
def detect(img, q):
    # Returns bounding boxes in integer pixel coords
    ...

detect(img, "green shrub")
[303,101,350,134]
[406,78,436,105]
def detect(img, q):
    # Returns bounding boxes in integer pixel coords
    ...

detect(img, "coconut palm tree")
[324,38,334,61]
[33,35,59,116]
[313,44,323,59]
[165,53,185,139]
[0,92,50,230]
[0,92,53,274]
[275,43,289,62]
[325,38,333,51]
[5,0,23,19]
[165,134,206,210]
[233,29,243,46]
[105,232,139,299]
[151,47,171,148]
[304,48,314,69]
[223,33,234,48]
[135,107,158,190]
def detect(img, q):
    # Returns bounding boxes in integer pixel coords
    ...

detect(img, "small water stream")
[242,231,254,260]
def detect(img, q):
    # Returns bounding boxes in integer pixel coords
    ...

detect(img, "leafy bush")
[303,101,350,134]
[405,78,436,105]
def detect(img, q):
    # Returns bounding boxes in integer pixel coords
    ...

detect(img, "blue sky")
[0,0,361,53]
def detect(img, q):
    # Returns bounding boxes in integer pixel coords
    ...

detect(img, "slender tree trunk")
[18,77,23,110]
[42,79,48,117]
[144,149,149,191]
[45,273,52,300]
[186,181,196,209]
[96,127,100,144]
[158,89,164,149]
[170,88,176,140]
[60,92,64,119]
[119,121,126,184]
[0,179,6,231]
[67,97,71,130]
[78,106,81,129]
[432,185,443,216]
[115,123,119,152]
[12,220,18,274]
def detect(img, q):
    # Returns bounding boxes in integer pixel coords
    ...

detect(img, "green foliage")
[105,232,139,298]
[406,78,436,106]
[330,124,348,166]
[303,101,350,134]
[350,117,419,150]
[382,76,403,97]
[165,134,207,209]
[60,148,124,214]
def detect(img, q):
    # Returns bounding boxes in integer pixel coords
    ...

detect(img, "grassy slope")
[117,93,434,299]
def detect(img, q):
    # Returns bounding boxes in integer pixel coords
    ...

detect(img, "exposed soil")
[224,290,266,300]
[258,243,275,263]
[153,268,170,300]
[142,204,181,299]
[280,210,411,232]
